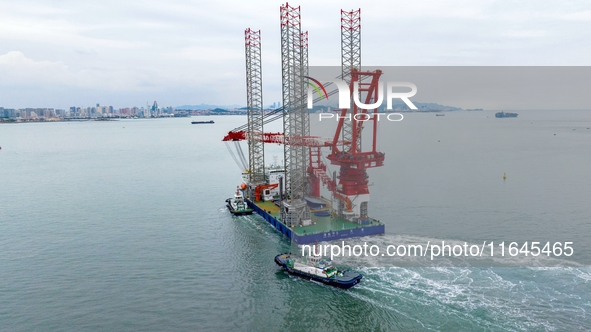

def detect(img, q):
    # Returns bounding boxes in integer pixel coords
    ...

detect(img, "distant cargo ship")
[192,120,215,124]
[495,112,518,118]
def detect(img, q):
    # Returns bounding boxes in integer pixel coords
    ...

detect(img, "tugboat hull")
[274,253,362,289]
[226,198,253,215]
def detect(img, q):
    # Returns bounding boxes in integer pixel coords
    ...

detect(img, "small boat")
[192,120,215,124]
[435,113,445,116]
[274,252,362,289]
[226,187,253,215]
[495,111,518,118]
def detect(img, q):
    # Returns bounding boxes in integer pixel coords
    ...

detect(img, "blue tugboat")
[274,253,362,289]
[495,111,518,118]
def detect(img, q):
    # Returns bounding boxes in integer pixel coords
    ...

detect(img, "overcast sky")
[1,0,590,109]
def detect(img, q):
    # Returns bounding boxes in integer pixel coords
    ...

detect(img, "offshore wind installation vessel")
[223,4,385,245]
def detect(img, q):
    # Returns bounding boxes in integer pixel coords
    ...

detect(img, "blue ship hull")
[274,254,362,289]
[246,199,385,245]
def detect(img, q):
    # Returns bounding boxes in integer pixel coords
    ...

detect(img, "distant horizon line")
[2,102,590,112]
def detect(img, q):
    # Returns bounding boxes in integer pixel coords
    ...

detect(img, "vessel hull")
[226,198,254,215]
[274,254,362,289]
[247,198,385,244]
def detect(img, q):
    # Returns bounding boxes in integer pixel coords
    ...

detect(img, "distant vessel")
[495,112,518,118]
[192,120,215,124]
[274,252,362,289]
[436,113,445,116]
[226,187,253,215]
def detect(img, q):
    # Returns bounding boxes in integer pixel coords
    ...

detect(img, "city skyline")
[1,0,590,109]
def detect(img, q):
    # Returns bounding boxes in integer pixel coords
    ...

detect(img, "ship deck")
[252,199,382,236]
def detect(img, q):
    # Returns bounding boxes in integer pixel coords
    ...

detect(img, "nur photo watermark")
[305,71,416,122]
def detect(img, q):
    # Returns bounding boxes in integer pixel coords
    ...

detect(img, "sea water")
[1,111,590,331]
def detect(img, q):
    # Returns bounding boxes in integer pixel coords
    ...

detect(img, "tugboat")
[274,251,362,289]
[225,187,253,215]
[495,111,518,118]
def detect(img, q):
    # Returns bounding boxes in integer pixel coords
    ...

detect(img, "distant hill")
[413,102,462,111]
[176,101,462,112]
[308,101,462,112]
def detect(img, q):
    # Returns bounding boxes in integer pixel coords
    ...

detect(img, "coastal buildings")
[0,104,182,122]
[0,104,260,122]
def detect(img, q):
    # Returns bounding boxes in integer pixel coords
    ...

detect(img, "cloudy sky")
[0,0,590,109]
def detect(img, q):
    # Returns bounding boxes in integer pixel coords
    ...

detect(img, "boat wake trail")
[328,234,591,330]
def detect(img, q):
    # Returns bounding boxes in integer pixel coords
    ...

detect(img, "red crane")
[223,69,384,220]
[321,69,384,220]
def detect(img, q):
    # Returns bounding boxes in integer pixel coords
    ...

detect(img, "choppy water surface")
[1,111,590,331]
